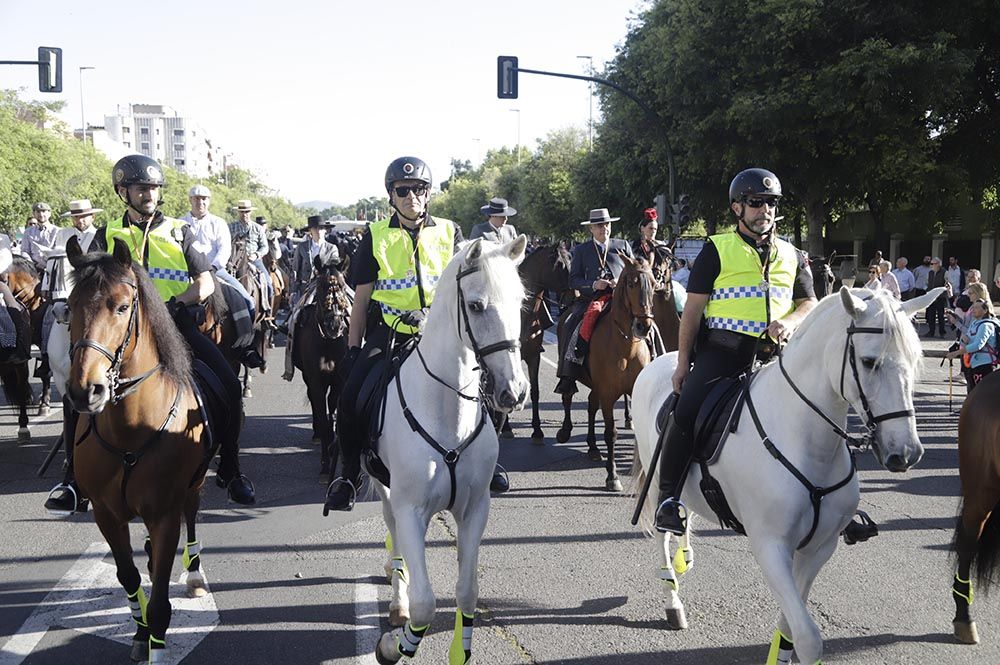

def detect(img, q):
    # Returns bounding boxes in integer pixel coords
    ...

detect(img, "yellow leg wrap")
[127,587,149,627]
[181,540,201,570]
[953,574,974,605]
[766,629,793,665]
[448,610,475,665]
[673,546,691,575]
[385,532,393,553]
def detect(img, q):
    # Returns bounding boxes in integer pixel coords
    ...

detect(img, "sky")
[1,0,647,206]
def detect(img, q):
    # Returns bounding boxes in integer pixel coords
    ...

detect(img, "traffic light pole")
[510,65,676,208]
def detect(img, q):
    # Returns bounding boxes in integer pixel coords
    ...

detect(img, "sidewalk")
[914,323,960,358]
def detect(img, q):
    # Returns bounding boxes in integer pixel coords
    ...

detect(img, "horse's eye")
[861,357,877,370]
[469,301,485,313]
[116,303,130,315]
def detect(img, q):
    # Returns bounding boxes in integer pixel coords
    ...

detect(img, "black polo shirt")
[687,229,815,300]
[92,212,212,278]
[348,214,465,288]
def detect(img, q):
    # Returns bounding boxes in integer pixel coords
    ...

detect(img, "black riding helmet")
[112,154,165,189]
[384,156,432,193]
[729,168,781,203]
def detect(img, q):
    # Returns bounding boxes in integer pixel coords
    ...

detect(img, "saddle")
[0,304,31,364]
[357,339,418,489]
[187,359,228,486]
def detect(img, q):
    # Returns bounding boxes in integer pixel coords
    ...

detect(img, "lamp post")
[79,66,95,144]
[509,108,521,164]
[576,55,593,150]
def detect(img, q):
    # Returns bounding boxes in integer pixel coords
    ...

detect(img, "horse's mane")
[205,274,229,318]
[9,255,38,280]
[612,256,654,304]
[442,240,525,308]
[70,252,192,386]
[791,288,922,368]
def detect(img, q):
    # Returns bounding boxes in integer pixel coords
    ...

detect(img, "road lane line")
[354,577,380,664]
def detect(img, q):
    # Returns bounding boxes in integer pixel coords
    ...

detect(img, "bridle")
[614,265,655,342]
[317,269,349,340]
[394,260,521,510]
[70,279,161,405]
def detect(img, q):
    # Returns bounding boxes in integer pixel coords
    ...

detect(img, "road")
[0,334,997,664]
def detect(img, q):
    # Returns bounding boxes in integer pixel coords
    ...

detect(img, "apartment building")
[103,104,216,178]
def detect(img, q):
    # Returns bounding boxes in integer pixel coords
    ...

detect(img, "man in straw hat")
[554,208,635,395]
[470,197,518,244]
[230,199,274,330]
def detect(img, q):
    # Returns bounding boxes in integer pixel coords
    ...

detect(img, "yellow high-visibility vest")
[105,215,190,301]
[704,232,798,338]
[369,216,455,335]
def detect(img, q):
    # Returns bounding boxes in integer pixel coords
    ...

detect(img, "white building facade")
[103,104,216,178]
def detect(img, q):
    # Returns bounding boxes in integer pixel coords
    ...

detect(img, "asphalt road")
[1,334,998,664]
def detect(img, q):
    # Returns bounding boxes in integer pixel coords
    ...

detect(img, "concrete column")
[981,231,995,278]
[889,233,904,264]
[931,234,947,262]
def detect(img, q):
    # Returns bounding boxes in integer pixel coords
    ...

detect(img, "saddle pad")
[0,305,31,363]
[692,376,746,464]
[191,359,228,453]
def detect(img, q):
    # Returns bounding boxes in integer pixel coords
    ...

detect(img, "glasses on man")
[744,197,779,209]
[393,185,429,198]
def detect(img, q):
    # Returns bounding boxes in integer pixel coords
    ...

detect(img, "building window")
[155,128,160,135]
[123,126,131,134]
[141,142,150,150]
[140,127,149,135]
[156,143,161,150]
[175,159,185,166]
[124,141,131,148]
[173,129,184,137]
[174,143,185,152]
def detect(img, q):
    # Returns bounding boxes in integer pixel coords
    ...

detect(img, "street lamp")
[79,66,95,144]
[509,108,521,164]
[576,55,593,150]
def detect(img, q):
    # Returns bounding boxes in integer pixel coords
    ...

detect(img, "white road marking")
[353,577,380,664]
[540,331,558,368]
[0,542,219,665]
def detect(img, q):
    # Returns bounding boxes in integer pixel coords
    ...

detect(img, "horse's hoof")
[555,427,571,444]
[605,478,623,493]
[499,429,515,440]
[954,620,979,644]
[624,419,633,430]
[665,606,688,630]
[375,633,401,665]
[587,446,602,462]
[242,388,253,399]
[187,582,208,598]
[531,430,545,444]
[389,607,409,627]
[37,404,51,417]
[130,639,148,662]
[17,427,30,444]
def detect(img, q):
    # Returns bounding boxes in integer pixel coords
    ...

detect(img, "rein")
[395,261,519,510]
[612,267,655,342]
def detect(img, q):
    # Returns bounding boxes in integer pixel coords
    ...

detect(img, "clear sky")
[1,0,646,205]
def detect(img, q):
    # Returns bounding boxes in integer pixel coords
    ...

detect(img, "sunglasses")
[393,185,429,198]
[744,197,779,209]
[868,270,877,274]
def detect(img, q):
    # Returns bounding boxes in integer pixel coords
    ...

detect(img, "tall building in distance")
[103,104,219,179]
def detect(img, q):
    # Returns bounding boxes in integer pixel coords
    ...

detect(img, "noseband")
[70,280,161,404]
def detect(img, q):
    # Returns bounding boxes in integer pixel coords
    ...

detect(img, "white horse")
[632,286,945,665]
[371,236,528,664]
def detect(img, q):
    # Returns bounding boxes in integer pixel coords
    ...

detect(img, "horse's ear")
[505,234,528,265]
[66,236,84,268]
[901,286,946,318]
[839,286,868,320]
[621,253,636,268]
[466,238,484,262]
[112,238,133,267]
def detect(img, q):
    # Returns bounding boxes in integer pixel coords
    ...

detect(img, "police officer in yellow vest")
[324,156,508,512]
[653,168,817,534]
[95,155,256,504]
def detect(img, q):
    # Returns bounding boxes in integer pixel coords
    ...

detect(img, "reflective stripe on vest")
[369,217,454,335]
[704,232,798,338]
[105,216,190,301]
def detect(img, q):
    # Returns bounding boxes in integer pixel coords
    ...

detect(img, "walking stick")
[37,434,63,477]
[948,359,954,413]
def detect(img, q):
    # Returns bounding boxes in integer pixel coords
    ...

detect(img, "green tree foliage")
[0,89,309,236]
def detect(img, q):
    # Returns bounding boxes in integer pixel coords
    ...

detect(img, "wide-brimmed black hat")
[581,208,620,225]
[480,197,517,217]
[306,215,325,229]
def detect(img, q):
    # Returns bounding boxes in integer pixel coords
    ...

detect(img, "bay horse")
[227,237,268,393]
[371,237,528,664]
[631,286,941,664]
[66,238,216,664]
[292,252,350,477]
[511,242,573,441]
[951,368,1000,644]
[650,248,680,353]
[555,256,655,491]
[262,236,291,346]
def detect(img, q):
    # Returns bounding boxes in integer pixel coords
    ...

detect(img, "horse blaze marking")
[0,542,219,664]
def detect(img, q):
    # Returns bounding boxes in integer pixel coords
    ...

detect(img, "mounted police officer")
[45,155,256,512]
[470,197,518,244]
[653,168,817,534]
[324,156,509,512]
[555,208,635,395]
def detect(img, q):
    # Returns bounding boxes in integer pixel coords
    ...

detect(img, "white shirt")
[53,225,97,253]
[182,211,231,270]
[673,266,690,288]
[946,265,963,294]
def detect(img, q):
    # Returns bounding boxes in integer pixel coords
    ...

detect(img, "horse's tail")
[0,362,33,407]
[953,499,1000,591]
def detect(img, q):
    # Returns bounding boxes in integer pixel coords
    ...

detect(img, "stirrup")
[654,498,688,535]
[323,477,357,516]
[44,483,87,517]
[841,510,878,545]
[490,464,510,495]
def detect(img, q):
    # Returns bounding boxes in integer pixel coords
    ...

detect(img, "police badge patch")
[114,168,125,184]
[403,162,414,175]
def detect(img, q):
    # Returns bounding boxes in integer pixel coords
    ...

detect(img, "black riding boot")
[490,465,509,494]
[45,404,89,516]
[654,417,694,535]
[216,423,255,505]
[324,452,362,514]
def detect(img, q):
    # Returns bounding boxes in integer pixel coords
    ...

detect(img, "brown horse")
[262,243,291,348]
[227,238,268,394]
[556,256,655,491]
[66,238,215,663]
[951,368,1000,645]
[292,254,350,477]
[2,257,52,441]
[516,242,574,441]
[650,250,681,353]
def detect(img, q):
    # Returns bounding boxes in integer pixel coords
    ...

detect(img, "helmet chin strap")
[737,205,773,244]
[390,195,427,223]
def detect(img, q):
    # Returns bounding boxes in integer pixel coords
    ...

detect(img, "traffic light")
[673,194,691,231]
[37,46,62,93]
[497,56,518,99]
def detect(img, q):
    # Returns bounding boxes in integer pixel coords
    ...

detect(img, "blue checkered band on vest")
[375,275,419,291]
[147,267,189,282]
[710,285,793,301]
[380,302,407,316]
[707,317,767,334]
